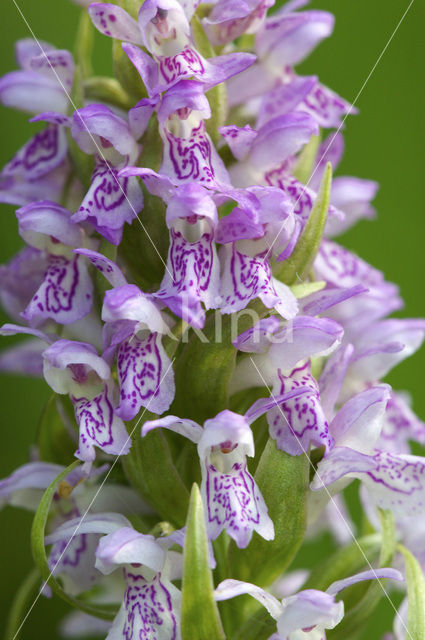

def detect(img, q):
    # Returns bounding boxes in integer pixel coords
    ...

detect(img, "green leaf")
[181,484,225,640]
[328,509,396,639]
[31,461,117,620]
[275,162,332,285]
[293,134,321,184]
[398,544,425,640]
[37,395,77,465]
[191,15,227,144]
[122,416,190,528]
[4,568,40,640]
[229,439,309,586]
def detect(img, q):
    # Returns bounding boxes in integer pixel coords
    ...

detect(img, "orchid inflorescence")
[0,1,424,639]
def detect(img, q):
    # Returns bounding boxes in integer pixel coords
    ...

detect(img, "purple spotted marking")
[165,122,215,184]
[120,570,178,640]
[158,46,205,85]
[22,254,93,326]
[267,362,333,456]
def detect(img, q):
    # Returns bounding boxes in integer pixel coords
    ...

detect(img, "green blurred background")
[0,0,423,637]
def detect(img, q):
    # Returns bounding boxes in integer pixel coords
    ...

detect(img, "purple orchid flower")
[142,394,311,547]
[95,527,182,640]
[215,568,402,639]
[233,315,343,455]
[76,249,175,418]
[89,0,255,96]
[227,5,334,108]
[0,461,146,596]
[378,391,425,455]
[118,170,221,328]
[202,0,275,46]
[0,39,73,115]
[49,515,183,640]
[123,80,231,190]
[219,115,345,232]
[257,73,356,131]
[142,409,275,548]
[220,113,318,189]
[0,40,76,206]
[42,339,130,463]
[311,385,425,517]
[15,201,94,327]
[0,246,47,322]
[314,239,404,340]
[68,104,144,245]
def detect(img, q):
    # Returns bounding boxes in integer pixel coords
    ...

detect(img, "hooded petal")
[95,527,165,573]
[71,104,138,158]
[277,589,343,638]
[102,285,167,334]
[16,200,83,250]
[202,0,272,46]
[43,339,110,395]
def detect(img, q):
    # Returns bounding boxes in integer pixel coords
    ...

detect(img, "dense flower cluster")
[1,1,424,639]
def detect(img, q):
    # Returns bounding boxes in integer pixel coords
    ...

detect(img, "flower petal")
[73,380,131,462]
[330,385,391,453]
[73,249,128,288]
[95,527,164,573]
[88,3,143,44]
[115,333,175,419]
[214,579,282,620]
[21,254,93,327]
[72,162,143,245]
[142,414,203,443]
